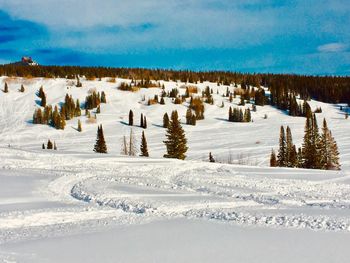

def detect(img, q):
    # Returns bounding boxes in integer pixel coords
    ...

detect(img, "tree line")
[1,64,349,105]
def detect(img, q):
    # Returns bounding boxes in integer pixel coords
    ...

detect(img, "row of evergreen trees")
[228,107,251,122]
[271,114,340,170]
[128,110,147,128]
[33,105,66,129]
[2,64,349,105]
[94,110,188,160]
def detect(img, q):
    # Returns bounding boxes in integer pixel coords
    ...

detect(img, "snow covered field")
[1,76,350,262]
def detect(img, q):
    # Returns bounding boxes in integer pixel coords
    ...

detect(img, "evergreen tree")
[129,110,134,126]
[40,92,47,107]
[228,107,233,122]
[163,110,188,160]
[209,152,215,163]
[160,97,165,105]
[42,143,45,149]
[101,91,107,103]
[319,119,340,170]
[277,126,287,166]
[54,141,57,150]
[143,116,147,129]
[186,109,192,125]
[140,131,149,157]
[302,114,321,169]
[270,149,277,167]
[77,119,82,132]
[94,125,107,153]
[96,105,100,114]
[140,113,144,128]
[163,113,169,128]
[4,82,8,93]
[20,84,25,92]
[244,108,251,122]
[47,139,53,149]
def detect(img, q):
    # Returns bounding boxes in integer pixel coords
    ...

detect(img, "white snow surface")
[0,76,350,262]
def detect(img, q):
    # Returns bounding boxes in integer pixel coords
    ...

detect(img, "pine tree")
[47,139,53,149]
[319,119,340,170]
[143,116,147,129]
[77,119,82,132]
[140,113,144,128]
[41,92,46,107]
[20,85,25,92]
[209,152,215,163]
[160,97,165,105]
[277,126,286,166]
[140,131,149,157]
[54,141,57,150]
[228,107,233,122]
[163,113,169,128]
[186,109,192,125]
[163,110,188,160]
[101,91,106,103]
[93,125,107,153]
[244,108,251,122]
[42,143,45,149]
[302,114,320,169]
[270,149,277,167]
[96,105,100,114]
[4,82,8,93]
[129,110,134,126]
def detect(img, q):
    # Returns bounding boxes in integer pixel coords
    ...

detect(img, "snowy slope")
[1,76,350,262]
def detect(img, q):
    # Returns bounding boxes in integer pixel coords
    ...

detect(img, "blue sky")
[0,0,349,75]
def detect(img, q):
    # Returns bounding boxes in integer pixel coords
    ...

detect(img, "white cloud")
[317,43,348,53]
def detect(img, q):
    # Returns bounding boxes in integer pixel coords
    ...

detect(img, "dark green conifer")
[163,110,188,160]
[163,113,169,128]
[94,125,107,153]
[129,110,134,126]
[140,131,149,157]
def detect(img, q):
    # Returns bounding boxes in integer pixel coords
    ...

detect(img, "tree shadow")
[120,120,130,126]
[215,117,230,122]
[152,123,164,128]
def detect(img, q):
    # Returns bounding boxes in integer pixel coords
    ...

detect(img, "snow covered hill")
[1,76,350,262]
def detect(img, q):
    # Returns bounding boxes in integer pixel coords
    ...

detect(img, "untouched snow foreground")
[1,77,350,262]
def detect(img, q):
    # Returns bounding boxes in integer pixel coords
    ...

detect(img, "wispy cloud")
[0,0,349,74]
[317,43,348,53]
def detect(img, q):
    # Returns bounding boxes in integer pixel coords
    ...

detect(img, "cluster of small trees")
[42,139,57,150]
[186,109,197,125]
[189,97,205,120]
[33,105,66,129]
[271,114,340,170]
[228,107,251,122]
[85,91,106,110]
[61,94,81,120]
